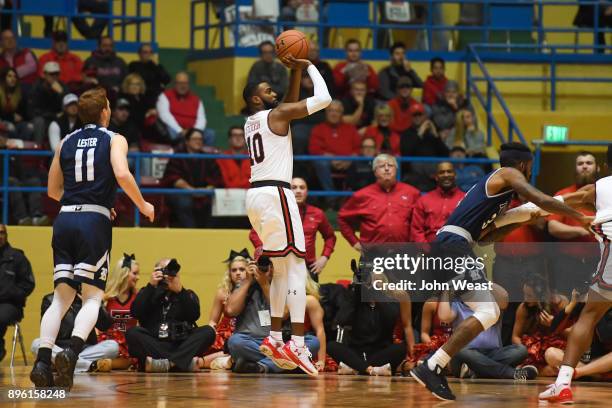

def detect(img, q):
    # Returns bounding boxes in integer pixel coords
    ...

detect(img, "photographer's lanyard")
[159,301,171,339]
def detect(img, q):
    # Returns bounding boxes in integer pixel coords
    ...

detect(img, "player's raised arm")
[281,57,302,104]
[110,134,155,222]
[47,141,64,201]
[269,56,332,123]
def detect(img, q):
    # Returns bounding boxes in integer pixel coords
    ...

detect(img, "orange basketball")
[275,30,309,60]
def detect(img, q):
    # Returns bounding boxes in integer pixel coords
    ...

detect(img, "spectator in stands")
[308,41,335,98]
[308,100,361,191]
[346,137,378,191]
[216,126,250,189]
[400,102,449,191]
[31,290,118,373]
[163,128,221,228]
[454,109,485,156]
[0,29,38,87]
[422,57,447,107]
[0,67,32,140]
[72,0,111,39]
[341,80,375,132]
[128,44,170,103]
[127,258,216,372]
[449,146,484,192]
[118,73,156,129]
[247,41,288,99]
[28,61,64,145]
[388,76,419,134]
[333,39,379,98]
[410,162,465,243]
[108,98,139,150]
[363,104,400,156]
[548,151,600,296]
[339,154,420,251]
[97,254,141,370]
[48,93,81,151]
[432,80,469,137]
[0,224,34,362]
[439,288,538,380]
[225,260,320,373]
[378,42,423,101]
[37,31,83,90]
[249,177,336,282]
[83,35,127,95]
[156,72,211,146]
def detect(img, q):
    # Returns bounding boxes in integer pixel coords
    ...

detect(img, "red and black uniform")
[98,291,138,359]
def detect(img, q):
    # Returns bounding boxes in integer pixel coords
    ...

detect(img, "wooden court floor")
[0,366,610,407]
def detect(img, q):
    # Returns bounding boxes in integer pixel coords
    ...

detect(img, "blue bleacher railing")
[0,150,497,226]
[0,0,157,52]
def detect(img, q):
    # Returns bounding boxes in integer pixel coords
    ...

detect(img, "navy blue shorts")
[52,211,112,290]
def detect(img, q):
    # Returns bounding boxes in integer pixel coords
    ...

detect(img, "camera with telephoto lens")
[257,256,272,272]
[158,259,181,290]
[351,258,373,285]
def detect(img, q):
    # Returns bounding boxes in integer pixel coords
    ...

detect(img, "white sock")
[556,365,574,386]
[427,348,451,371]
[270,330,283,343]
[291,335,305,347]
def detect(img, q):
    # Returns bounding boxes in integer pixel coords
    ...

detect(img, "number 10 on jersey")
[246,133,265,165]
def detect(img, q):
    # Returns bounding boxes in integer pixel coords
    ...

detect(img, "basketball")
[275,30,309,59]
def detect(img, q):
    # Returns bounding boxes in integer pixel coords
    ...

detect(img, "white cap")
[62,93,78,107]
[43,61,60,73]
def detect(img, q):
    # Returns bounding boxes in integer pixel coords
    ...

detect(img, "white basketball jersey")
[244,109,293,184]
[594,175,612,240]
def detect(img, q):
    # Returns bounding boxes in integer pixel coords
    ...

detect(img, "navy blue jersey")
[59,124,117,209]
[441,169,514,241]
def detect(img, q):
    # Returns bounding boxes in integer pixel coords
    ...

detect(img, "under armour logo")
[288,289,297,295]
[100,267,108,281]
[75,206,82,211]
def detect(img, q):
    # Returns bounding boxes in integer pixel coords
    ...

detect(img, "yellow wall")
[1,226,357,365]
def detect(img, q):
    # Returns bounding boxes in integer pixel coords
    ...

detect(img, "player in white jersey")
[242,55,331,376]
[539,143,612,404]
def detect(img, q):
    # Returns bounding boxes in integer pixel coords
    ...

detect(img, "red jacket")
[363,126,400,156]
[410,186,465,243]
[38,50,83,85]
[338,182,420,245]
[308,122,361,156]
[249,204,336,264]
[422,75,448,106]
[216,150,250,188]
[332,61,379,98]
[388,96,418,133]
[164,89,200,130]
[0,48,38,84]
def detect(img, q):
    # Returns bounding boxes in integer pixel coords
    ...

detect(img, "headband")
[224,248,251,263]
[122,253,135,269]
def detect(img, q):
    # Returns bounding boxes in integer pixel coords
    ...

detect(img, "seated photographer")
[201,249,249,370]
[31,290,118,373]
[439,285,538,380]
[97,254,141,370]
[326,275,413,376]
[126,258,215,372]
[225,258,320,374]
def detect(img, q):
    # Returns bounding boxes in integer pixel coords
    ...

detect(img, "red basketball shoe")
[539,383,574,404]
[282,340,318,377]
[259,336,297,370]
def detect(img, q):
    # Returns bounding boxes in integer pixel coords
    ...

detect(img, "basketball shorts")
[52,205,112,290]
[246,186,306,258]
[591,238,612,301]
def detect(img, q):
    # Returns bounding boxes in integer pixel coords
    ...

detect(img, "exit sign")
[543,125,569,142]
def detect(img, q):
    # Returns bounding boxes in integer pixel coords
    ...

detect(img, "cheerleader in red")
[201,249,249,369]
[97,253,140,370]
[512,273,569,375]
[408,297,453,367]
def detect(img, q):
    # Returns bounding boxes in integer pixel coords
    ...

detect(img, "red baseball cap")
[409,103,425,115]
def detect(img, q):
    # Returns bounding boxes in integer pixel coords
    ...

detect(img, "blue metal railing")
[190,0,612,54]
[0,0,156,52]
[0,150,497,226]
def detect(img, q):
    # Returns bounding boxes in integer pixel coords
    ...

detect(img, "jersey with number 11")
[59,124,118,209]
[244,109,293,184]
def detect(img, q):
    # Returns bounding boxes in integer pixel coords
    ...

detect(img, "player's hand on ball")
[141,201,155,222]
[280,54,311,70]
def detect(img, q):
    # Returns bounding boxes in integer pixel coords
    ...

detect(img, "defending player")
[242,55,331,376]
[410,142,592,401]
[30,88,154,389]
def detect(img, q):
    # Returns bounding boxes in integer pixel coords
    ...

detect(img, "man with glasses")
[247,41,288,100]
[338,154,420,253]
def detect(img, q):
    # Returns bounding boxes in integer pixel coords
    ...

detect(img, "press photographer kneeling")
[126,258,215,372]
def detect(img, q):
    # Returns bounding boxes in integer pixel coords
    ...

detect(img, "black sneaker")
[54,348,78,390]
[513,365,538,381]
[233,358,266,374]
[410,360,456,401]
[30,360,54,388]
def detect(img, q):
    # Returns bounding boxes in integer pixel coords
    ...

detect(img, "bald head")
[174,72,190,95]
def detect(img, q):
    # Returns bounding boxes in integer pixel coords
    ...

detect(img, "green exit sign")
[543,125,569,142]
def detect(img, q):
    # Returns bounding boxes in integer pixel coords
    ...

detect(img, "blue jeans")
[312,160,334,191]
[227,332,320,373]
[450,344,528,379]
